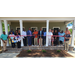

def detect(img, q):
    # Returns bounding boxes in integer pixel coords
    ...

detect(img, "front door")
[31,27,37,33]
[54,28,59,33]
[42,27,46,31]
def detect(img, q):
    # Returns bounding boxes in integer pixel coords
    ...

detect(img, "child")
[16,33,21,48]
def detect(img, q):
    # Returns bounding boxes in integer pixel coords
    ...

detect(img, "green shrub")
[69,29,72,34]
[57,50,61,52]
[27,50,31,53]
[42,50,46,53]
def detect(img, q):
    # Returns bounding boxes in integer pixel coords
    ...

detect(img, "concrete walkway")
[0,53,19,58]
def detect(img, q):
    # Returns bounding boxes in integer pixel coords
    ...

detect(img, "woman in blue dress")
[59,30,65,45]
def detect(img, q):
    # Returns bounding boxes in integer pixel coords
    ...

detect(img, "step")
[1,46,74,52]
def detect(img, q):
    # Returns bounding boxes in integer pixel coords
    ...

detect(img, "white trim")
[16,27,25,30]
[0,17,74,20]
[42,27,46,29]
[53,27,60,29]
[31,27,38,30]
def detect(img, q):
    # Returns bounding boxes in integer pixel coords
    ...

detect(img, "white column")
[46,20,49,46]
[4,20,9,46]
[0,20,3,46]
[19,20,23,46]
[71,20,75,47]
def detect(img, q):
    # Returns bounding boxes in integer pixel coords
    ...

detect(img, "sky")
[67,23,73,29]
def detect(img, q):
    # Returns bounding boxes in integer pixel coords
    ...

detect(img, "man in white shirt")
[22,29,27,46]
[48,29,53,46]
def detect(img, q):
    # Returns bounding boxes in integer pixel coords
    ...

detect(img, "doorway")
[53,27,60,33]
[31,27,38,33]
[42,27,46,31]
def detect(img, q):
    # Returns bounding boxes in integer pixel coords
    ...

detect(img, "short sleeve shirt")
[33,31,38,38]
[0,34,8,40]
[48,32,53,38]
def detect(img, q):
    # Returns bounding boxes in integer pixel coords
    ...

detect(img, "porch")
[0,17,75,48]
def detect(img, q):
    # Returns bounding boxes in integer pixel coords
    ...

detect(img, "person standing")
[53,30,58,46]
[58,29,60,35]
[22,29,27,46]
[15,30,18,35]
[33,29,38,46]
[9,29,14,34]
[51,29,54,46]
[16,33,21,48]
[32,30,35,46]
[64,28,71,51]
[59,30,65,45]
[9,32,15,48]
[0,31,8,52]
[48,29,53,46]
[30,28,33,46]
[27,28,32,46]
[65,28,70,34]
[38,28,43,46]
[43,29,46,46]
[18,30,20,35]
[58,29,61,45]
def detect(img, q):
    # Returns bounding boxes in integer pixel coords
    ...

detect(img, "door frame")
[53,27,60,29]
[42,27,46,29]
[31,27,38,30]
[16,27,25,30]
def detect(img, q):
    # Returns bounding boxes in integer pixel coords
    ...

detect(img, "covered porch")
[0,17,75,50]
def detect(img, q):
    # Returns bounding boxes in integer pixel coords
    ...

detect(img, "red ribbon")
[8,35,65,37]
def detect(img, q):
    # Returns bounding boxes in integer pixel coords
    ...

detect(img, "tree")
[69,29,72,34]
[2,22,10,32]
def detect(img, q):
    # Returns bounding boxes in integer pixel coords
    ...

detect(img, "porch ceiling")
[8,20,73,22]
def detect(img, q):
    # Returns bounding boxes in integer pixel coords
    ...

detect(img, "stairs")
[1,46,73,53]
[22,46,73,51]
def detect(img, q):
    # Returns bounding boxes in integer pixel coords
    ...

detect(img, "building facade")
[0,17,75,47]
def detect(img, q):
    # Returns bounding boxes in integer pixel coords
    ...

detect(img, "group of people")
[0,27,70,52]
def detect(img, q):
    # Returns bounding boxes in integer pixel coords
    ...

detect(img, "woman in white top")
[22,29,27,46]
[48,29,53,46]
[9,32,15,48]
